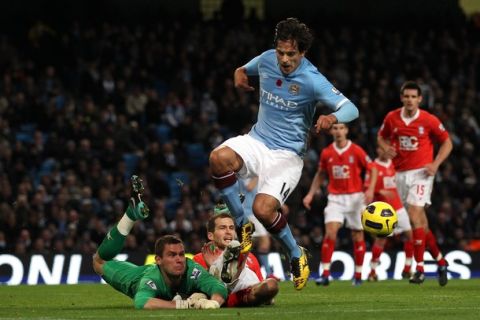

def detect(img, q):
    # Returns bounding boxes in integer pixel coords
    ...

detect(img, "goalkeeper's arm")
[141,298,179,309]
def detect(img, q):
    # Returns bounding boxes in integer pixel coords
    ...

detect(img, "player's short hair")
[400,81,422,96]
[154,235,183,256]
[207,213,235,233]
[274,17,313,53]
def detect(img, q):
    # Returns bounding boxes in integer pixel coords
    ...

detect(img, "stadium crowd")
[1,13,480,258]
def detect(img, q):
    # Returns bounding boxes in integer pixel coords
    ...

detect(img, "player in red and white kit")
[377,81,453,285]
[193,208,278,307]
[303,123,377,286]
[365,146,414,281]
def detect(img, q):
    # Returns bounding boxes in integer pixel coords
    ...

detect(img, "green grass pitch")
[1,279,479,319]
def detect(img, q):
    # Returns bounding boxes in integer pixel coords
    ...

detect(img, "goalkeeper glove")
[194,298,220,309]
[175,300,190,309]
[174,292,208,309]
[188,292,208,305]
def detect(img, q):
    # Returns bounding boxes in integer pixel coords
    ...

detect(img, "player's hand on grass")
[187,292,208,307]
[174,293,208,309]
[193,298,221,309]
[175,300,190,309]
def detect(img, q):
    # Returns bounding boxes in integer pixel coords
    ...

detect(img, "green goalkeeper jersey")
[103,258,227,309]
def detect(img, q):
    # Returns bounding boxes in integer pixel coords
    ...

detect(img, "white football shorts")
[395,168,435,207]
[323,192,365,230]
[221,134,303,205]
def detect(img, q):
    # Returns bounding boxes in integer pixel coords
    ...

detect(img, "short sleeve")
[244,55,261,76]
[428,114,449,143]
[356,146,371,168]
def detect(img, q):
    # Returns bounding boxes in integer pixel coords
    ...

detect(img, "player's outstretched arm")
[141,297,179,309]
[332,100,359,123]
[234,67,254,91]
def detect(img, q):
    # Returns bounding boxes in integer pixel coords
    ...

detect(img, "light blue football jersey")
[244,49,356,157]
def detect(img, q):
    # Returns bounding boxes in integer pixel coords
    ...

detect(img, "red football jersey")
[192,252,263,282]
[319,140,371,194]
[193,250,264,307]
[365,159,403,211]
[378,108,449,171]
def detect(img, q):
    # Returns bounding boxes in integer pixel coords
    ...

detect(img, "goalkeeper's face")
[157,243,187,277]
[208,217,236,250]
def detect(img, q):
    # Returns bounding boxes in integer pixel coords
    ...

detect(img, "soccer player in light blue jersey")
[209,18,359,290]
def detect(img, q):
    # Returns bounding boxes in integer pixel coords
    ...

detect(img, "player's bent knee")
[209,147,230,164]
[252,198,278,223]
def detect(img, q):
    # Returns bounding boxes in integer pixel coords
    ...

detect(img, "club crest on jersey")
[349,156,354,163]
[418,126,424,135]
[331,87,341,95]
[276,79,282,87]
[289,84,300,95]
[190,267,202,280]
[146,280,157,290]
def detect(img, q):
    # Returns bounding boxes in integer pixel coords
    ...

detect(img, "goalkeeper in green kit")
[92,176,228,309]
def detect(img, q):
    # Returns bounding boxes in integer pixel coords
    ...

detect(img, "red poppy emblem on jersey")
[276,79,282,87]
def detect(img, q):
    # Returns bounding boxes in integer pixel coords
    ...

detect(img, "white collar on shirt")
[374,158,391,167]
[333,140,351,155]
[400,107,420,125]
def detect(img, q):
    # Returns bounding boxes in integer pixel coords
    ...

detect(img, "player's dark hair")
[400,81,422,96]
[155,235,183,256]
[274,17,313,53]
[207,213,235,232]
